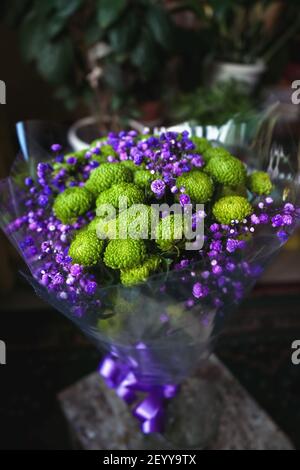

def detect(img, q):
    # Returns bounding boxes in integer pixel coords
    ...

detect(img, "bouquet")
[1,113,299,447]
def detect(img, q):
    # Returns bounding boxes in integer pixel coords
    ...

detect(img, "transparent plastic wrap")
[0,110,299,445]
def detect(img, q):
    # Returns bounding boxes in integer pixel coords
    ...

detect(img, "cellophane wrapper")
[0,113,300,389]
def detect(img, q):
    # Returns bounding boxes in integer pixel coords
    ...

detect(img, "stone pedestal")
[58,356,293,450]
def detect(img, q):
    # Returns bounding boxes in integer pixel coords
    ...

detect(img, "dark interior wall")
[0,24,80,173]
[0,24,82,292]
[0,25,71,122]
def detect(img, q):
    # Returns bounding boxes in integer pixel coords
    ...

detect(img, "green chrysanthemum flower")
[97,216,118,240]
[98,144,116,159]
[90,137,106,147]
[69,231,104,267]
[103,239,147,270]
[156,214,184,251]
[191,136,212,155]
[98,204,157,240]
[176,171,214,203]
[52,162,69,173]
[212,195,253,224]
[90,154,110,165]
[96,183,145,209]
[85,163,132,196]
[219,184,248,198]
[52,150,88,177]
[120,160,140,172]
[53,187,94,224]
[205,153,246,187]
[120,255,161,286]
[120,264,150,286]
[202,147,231,163]
[64,149,88,165]
[90,138,116,158]
[85,216,106,234]
[247,171,273,196]
[134,169,158,189]
[144,254,161,272]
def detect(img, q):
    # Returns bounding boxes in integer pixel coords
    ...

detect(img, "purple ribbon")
[98,351,179,434]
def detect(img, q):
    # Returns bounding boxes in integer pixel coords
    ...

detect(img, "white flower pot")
[68,116,146,151]
[209,60,266,91]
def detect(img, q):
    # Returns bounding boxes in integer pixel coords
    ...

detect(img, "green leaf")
[111,94,123,111]
[53,0,83,18]
[108,11,139,53]
[34,0,55,18]
[19,12,48,61]
[146,4,173,50]
[97,0,127,29]
[172,0,205,18]
[103,62,124,92]
[36,38,74,85]
[208,0,235,21]
[130,30,159,79]
[85,18,104,45]
[3,0,33,26]
[54,85,74,100]
[48,15,68,38]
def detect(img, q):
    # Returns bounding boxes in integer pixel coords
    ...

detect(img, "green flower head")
[247,171,273,196]
[69,231,105,267]
[212,195,253,224]
[85,163,133,196]
[103,239,147,270]
[53,186,94,224]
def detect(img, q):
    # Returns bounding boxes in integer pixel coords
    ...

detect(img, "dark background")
[0,1,300,450]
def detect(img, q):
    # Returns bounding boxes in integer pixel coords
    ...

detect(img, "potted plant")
[184,1,300,91]
[166,79,255,125]
[2,1,177,129]
[2,0,212,147]
[163,79,256,143]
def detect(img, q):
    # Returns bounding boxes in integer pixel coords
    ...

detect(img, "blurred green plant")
[1,0,179,113]
[3,1,297,122]
[167,80,255,126]
[177,0,300,64]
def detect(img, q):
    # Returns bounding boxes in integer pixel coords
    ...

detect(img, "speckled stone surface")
[58,356,294,450]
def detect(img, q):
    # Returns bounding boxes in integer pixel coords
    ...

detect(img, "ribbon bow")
[99,350,178,434]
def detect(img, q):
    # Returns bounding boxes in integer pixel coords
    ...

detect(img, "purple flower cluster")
[151,179,166,198]
[104,130,204,199]
[172,199,299,310]
[6,144,107,316]
[8,205,99,315]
